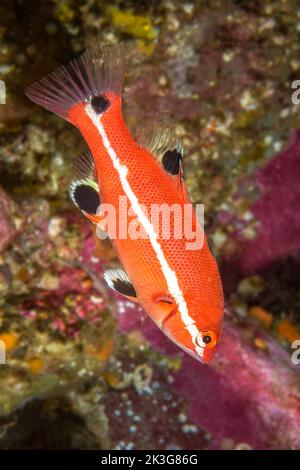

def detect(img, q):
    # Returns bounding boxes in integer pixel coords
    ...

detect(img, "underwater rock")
[1,0,300,451]
[0,187,19,253]
[117,302,300,450]
[232,129,300,273]
[0,395,109,449]
[0,212,113,420]
[0,277,113,419]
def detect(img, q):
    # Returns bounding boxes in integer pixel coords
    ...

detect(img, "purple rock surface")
[233,129,300,274]
[117,302,300,450]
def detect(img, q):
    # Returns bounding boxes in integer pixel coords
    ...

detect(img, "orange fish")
[25,44,224,363]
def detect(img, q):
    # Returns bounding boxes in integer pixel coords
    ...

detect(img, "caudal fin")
[25,43,125,119]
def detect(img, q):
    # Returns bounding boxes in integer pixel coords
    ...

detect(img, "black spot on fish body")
[91,95,110,114]
[73,184,100,214]
[162,149,182,175]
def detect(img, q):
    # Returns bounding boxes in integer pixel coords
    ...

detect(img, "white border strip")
[85,104,203,357]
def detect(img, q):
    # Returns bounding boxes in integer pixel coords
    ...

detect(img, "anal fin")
[69,149,105,226]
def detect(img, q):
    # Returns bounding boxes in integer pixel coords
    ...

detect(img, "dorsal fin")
[136,115,189,205]
[69,150,101,218]
[103,262,137,301]
[136,115,184,178]
[25,43,126,119]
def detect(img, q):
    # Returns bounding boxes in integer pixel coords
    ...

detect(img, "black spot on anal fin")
[69,150,100,218]
[162,149,182,175]
[91,95,110,114]
[73,184,100,214]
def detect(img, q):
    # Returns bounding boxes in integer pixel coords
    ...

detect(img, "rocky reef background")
[0,0,300,450]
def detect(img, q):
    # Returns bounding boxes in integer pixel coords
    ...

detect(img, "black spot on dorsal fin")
[135,115,184,177]
[104,264,137,299]
[162,149,182,175]
[91,95,110,114]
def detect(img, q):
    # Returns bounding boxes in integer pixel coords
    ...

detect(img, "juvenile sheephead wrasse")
[25,44,224,364]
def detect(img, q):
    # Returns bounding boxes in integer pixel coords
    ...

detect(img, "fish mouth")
[183,347,207,364]
[179,341,217,364]
[200,347,216,364]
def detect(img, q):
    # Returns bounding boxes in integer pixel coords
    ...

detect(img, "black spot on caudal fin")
[162,149,182,175]
[91,95,110,114]
[73,184,100,214]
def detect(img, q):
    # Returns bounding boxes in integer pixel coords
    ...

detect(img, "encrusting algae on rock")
[106,6,157,41]
[0,0,300,450]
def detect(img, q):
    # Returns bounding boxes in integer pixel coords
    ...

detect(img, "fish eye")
[203,335,212,344]
[196,329,218,349]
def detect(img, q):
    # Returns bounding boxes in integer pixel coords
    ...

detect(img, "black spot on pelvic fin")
[162,149,182,175]
[111,278,136,298]
[91,95,110,114]
[73,184,100,214]
[104,266,137,299]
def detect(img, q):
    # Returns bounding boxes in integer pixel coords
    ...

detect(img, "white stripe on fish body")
[85,104,203,357]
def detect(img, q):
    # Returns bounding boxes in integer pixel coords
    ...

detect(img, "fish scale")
[25,43,224,364]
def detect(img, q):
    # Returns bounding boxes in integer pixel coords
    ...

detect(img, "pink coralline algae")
[77,186,300,450]
[117,302,300,450]
[233,129,300,274]
[19,264,106,338]
[36,127,299,449]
